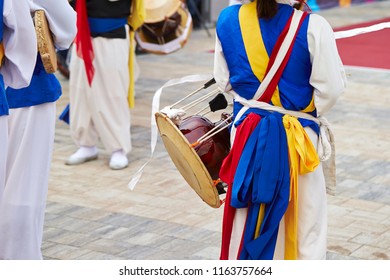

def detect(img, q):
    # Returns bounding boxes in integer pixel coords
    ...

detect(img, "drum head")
[135,5,192,55]
[34,10,57,74]
[155,112,221,208]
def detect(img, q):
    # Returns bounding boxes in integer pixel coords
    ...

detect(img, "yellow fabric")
[239,1,280,99]
[282,115,320,259]
[127,0,146,108]
[254,203,266,239]
[0,43,4,67]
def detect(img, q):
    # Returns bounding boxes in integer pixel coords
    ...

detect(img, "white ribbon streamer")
[334,22,390,39]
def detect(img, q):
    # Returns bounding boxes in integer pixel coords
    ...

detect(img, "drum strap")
[259,13,308,103]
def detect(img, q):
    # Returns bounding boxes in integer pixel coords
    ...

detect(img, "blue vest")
[6,54,62,108]
[0,0,8,116]
[216,4,318,132]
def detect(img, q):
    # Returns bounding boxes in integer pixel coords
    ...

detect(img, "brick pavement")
[44,1,390,260]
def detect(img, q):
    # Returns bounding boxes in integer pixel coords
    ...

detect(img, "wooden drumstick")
[169,78,216,108]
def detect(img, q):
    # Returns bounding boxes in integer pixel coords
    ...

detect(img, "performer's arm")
[213,35,232,93]
[308,14,347,117]
[29,0,77,50]
[1,0,37,89]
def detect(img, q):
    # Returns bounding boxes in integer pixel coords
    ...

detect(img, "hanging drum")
[34,10,57,73]
[135,0,193,55]
[155,79,232,208]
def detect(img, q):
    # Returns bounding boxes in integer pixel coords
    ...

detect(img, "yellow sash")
[127,0,146,108]
[239,2,279,100]
[282,115,319,259]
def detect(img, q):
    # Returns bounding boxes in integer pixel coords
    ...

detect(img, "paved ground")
[43,1,390,260]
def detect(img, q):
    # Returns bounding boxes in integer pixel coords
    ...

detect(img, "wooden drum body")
[136,0,192,54]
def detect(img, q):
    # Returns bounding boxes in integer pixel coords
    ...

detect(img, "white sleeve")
[308,14,347,117]
[213,35,232,93]
[1,0,37,89]
[29,0,77,50]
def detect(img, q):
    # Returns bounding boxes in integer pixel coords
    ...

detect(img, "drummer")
[214,0,347,259]
[1,0,76,259]
[66,0,144,170]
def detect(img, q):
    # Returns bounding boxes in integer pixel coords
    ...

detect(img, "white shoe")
[66,146,98,165]
[109,150,128,170]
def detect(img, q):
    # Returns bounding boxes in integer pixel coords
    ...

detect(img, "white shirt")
[28,0,77,50]
[1,0,37,89]
[214,2,347,117]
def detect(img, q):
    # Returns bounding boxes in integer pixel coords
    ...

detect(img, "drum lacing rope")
[213,178,223,186]
[190,114,232,148]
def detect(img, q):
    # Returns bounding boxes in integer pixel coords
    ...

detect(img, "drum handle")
[190,115,233,147]
[169,78,216,108]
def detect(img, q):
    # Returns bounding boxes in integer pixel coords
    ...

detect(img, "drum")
[135,0,192,55]
[155,111,231,208]
[34,10,57,73]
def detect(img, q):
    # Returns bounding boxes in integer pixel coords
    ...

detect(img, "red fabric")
[75,0,95,86]
[334,17,390,70]
[219,113,261,260]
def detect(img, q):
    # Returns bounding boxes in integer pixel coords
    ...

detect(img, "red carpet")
[334,17,390,70]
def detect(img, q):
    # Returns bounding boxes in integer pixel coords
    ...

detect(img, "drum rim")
[135,6,192,55]
[155,112,221,208]
[34,10,57,74]
[144,0,182,24]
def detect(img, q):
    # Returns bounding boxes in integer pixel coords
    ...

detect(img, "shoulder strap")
[255,10,309,103]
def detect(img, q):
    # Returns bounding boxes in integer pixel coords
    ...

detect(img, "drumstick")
[169,78,216,108]
[181,89,220,111]
[193,93,228,116]
[191,115,233,148]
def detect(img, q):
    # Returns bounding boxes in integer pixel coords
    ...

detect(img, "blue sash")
[88,17,127,33]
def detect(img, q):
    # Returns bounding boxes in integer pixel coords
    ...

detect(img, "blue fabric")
[230,112,290,260]
[216,4,319,134]
[59,103,70,124]
[88,17,127,33]
[6,54,61,108]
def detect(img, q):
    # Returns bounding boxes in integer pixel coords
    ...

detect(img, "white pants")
[0,116,8,198]
[228,128,328,260]
[0,103,56,260]
[69,33,131,154]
